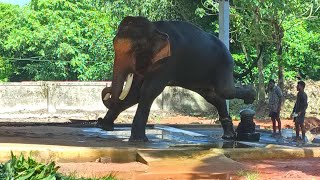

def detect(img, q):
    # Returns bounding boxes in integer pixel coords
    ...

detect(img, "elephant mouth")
[103,73,134,103]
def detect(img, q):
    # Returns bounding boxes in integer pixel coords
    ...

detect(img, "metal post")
[219,0,230,49]
[218,0,230,112]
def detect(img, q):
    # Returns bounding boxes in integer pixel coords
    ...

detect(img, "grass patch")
[0,152,117,180]
[236,169,260,180]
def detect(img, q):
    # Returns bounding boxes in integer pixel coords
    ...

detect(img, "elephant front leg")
[129,65,170,142]
[129,85,166,142]
[98,78,142,131]
[98,94,140,131]
[98,109,120,131]
[129,105,151,142]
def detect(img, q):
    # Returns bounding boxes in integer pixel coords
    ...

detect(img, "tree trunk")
[276,39,284,91]
[277,55,284,91]
[273,20,285,92]
[257,45,265,103]
[254,11,265,103]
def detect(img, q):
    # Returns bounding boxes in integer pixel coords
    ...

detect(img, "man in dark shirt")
[291,81,308,142]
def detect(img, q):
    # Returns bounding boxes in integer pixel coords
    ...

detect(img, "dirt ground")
[1,111,320,179]
[57,156,320,180]
[239,158,320,180]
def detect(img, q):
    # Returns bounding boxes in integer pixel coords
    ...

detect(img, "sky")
[0,0,30,6]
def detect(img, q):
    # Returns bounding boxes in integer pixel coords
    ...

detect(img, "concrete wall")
[0,81,213,113]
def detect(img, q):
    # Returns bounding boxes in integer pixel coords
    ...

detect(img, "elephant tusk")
[103,93,111,101]
[119,73,134,100]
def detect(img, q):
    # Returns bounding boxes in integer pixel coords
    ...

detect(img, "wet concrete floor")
[0,122,319,149]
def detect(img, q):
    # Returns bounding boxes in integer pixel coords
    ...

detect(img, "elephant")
[98,16,256,142]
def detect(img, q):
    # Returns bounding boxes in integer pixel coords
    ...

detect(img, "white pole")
[219,0,230,49]
[218,0,230,112]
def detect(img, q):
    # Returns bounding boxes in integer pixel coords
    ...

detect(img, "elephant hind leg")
[214,73,256,104]
[195,89,236,139]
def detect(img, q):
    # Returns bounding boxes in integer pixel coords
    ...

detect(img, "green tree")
[282,18,320,80]
[196,0,320,89]
[196,0,273,103]
[0,3,20,81]
[1,0,211,81]
[0,56,12,82]
[105,0,214,30]
[3,0,115,81]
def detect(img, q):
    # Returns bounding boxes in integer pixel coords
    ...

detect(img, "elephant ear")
[151,30,171,64]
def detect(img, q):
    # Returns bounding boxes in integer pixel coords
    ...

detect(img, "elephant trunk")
[109,37,137,104]
[110,57,134,104]
[102,86,112,109]
[110,69,125,103]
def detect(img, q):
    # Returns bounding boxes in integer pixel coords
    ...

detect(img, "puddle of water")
[171,141,254,148]
[259,132,320,147]
[81,127,163,139]
[80,126,257,149]
[82,125,319,149]
[184,127,320,147]
[179,128,223,139]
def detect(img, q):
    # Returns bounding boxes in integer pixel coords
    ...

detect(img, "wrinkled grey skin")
[99,16,256,142]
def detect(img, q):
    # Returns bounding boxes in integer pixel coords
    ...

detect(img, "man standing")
[267,79,283,136]
[292,81,308,142]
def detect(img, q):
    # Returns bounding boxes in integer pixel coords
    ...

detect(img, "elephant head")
[104,16,171,105]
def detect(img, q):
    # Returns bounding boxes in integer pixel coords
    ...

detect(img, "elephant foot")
[129,134,149,142]
[220,117,236,140]
[244,97,255,104]
[244,88,256,104]
[97,118,114,131]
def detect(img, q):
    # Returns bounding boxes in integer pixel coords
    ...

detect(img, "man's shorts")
[294,113,305,124]
[269,111,280,119]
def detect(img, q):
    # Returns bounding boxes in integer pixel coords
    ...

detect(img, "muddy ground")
[0,110,320,179]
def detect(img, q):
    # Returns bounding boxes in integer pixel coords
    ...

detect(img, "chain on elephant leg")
[220,117,236,140]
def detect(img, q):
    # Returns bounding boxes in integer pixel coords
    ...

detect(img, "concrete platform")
[0,143,137,163]
[0,123,320,179]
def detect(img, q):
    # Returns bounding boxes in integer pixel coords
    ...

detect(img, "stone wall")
[0,81,214,114]
[0,81,319,119]
[0,81,109,113]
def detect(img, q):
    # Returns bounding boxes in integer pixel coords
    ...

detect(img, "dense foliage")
[0,0,319,87]
[0,0,211,81]
[196,0,319,102]
[0,153,116,180]
[1,0,115,81]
